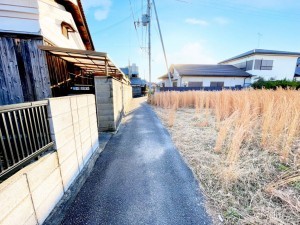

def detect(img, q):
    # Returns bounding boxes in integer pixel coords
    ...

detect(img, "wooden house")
[0,0,126,105]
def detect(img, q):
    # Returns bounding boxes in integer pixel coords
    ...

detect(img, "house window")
[246,60,253,71]
[188,82,203,87]
[173,81,177,87]
[254,60,273,70]
[210,82,224,87]
[234,60,253,71]
[61,22,76,39]
[261,60,273,70]
[254,60,262,70]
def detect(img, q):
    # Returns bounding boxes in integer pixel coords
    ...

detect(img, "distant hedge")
[251,79,300,89]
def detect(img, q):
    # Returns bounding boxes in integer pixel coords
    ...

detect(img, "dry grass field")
[150,89,300,225]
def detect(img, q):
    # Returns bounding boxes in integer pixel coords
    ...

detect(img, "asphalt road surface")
[61,100,212,225]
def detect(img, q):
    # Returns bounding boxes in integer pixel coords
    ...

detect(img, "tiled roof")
[120,68,129,75]
[219,49,300,64]
[172,64,251,77]
[120,68,139,76]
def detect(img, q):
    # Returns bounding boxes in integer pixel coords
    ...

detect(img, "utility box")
[142,14,149,26]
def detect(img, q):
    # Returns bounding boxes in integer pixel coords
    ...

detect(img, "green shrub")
[252,78,300,90]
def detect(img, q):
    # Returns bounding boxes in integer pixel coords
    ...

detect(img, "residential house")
[0,0,125,105]
[219,49,300,82]
[159,64,252,88]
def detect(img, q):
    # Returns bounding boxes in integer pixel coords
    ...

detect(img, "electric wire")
[128,0,143,51]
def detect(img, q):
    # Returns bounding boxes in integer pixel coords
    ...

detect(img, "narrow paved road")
[61,100,212,225]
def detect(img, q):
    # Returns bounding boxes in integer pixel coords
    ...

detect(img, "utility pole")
[141,1,151,84]
[139,0,170,86]
[147,0,151,84]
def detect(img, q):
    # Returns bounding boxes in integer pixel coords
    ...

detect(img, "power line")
[91,15,131,34]
[128,0,143,50]
[152,0,172,85]
[128,0,137,23]
[92,7,144,35]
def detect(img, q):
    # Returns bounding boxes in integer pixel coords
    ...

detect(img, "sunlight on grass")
[151,89,300,225]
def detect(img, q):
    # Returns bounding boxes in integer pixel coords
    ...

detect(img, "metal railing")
[0,100,54,181]
[159,86,243,92]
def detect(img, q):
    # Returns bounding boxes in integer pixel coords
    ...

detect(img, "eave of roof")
[180,74,251,77]
[219,49,300,64]
[56,0,95,50]
[158,74,169,79]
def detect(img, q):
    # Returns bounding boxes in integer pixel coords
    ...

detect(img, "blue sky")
[81,0,300,82]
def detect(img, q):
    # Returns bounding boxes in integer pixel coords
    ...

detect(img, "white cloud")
[214,17,229,25]
[151,41,216,81]
[81,0,112,21]
[185,17,230,26]
[168,42,216,64]
[185,18,209,26]
[94,9,110,21]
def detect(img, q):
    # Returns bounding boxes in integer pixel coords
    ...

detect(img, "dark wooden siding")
[46,52,94,97]
[0,36,51,105]
[46,52,70,97]
[0,37,24,104]
[20,39,51,100]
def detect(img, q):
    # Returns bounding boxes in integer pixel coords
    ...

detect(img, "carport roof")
[39,45,128,81]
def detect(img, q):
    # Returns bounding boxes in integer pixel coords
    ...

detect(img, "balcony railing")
[0,100,54,181]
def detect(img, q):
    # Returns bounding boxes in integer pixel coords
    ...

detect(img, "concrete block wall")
[0,94,99,225]
[48,94,99,190]
[95,77,132,132]
[123,82,133,113]
[112,78,123,127]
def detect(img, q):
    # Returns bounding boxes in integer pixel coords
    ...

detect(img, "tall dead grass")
[150,89,300,224]
[150,89,300,165]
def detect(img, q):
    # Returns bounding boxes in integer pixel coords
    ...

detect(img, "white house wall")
[38,0,86,49]
[173,68,180,79]
[171,68,182,85]
[181,76,248,87]
[221,54,298,81]
[0,0,41,34]
[0,0,86,49]
[160,78,172,87]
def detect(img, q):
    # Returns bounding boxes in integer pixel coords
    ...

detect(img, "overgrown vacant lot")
[150,89,300,225]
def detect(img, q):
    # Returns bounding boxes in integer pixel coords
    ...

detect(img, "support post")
[147,0,151,84]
